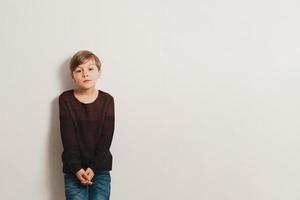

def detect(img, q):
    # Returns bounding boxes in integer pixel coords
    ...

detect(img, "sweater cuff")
[89,164,97,174]
[71,165,82,175]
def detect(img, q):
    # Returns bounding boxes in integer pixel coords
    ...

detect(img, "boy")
[58,50,115,200]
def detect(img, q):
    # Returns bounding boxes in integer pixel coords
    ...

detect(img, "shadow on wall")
[47,58,73,200]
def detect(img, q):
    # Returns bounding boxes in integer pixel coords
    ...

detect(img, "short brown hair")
[69,50,101,73]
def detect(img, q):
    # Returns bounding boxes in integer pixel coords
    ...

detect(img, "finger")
[81,180,93,185]
[84,169,91,176]
[88,173,94,181]
[87,168,94,175]
[87,180,93,185]
[79,178,86,183]
[78,174,87,183]
[80,178,90,184]
[80,174,93,184]
[82,173,91,181]
[86,175,92,182]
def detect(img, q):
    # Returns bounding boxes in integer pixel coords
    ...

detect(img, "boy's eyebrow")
[76,64,96,69]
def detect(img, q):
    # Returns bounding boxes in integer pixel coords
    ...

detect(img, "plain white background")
[1,0,300,199]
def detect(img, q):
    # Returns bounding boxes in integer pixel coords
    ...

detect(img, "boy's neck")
[74,87,97,96]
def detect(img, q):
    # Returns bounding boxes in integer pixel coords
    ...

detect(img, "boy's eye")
[89,68,94,71]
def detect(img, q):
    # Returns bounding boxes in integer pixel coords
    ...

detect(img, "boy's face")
[71,58,100,90]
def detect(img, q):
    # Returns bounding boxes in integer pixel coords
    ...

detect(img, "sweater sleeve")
[59,95,82,174]
[90,96,115,173]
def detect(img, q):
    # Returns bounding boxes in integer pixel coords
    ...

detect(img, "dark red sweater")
[58,89,115,174]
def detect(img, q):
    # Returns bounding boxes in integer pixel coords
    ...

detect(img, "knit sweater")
[58,89,115,174]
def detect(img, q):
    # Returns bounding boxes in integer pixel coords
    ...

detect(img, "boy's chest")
[68,101,106,121]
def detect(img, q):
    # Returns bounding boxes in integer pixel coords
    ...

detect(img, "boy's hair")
[69,50,101,73]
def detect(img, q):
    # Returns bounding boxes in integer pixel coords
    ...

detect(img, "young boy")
[58,50,115,200]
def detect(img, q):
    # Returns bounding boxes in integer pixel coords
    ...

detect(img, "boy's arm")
[59,96,82,174]
[89,97,115,173]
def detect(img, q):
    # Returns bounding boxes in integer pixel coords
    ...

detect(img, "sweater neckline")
[71,89,100,105]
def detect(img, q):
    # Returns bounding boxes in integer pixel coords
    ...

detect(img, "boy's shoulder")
[58,89,73,100]
[58,89,114,100]
[99,89,114,100]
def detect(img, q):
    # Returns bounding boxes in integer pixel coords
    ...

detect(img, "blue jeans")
[64,171,111,200]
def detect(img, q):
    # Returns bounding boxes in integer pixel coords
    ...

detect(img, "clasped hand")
[75,168,95,186]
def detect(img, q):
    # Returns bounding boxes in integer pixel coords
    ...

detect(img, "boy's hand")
[83,168,95,182]
[75,169,93,186]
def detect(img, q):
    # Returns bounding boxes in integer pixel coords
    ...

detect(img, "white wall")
[1,0,300,199]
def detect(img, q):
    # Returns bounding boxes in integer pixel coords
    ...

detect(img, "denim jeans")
[64,170,111,200]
